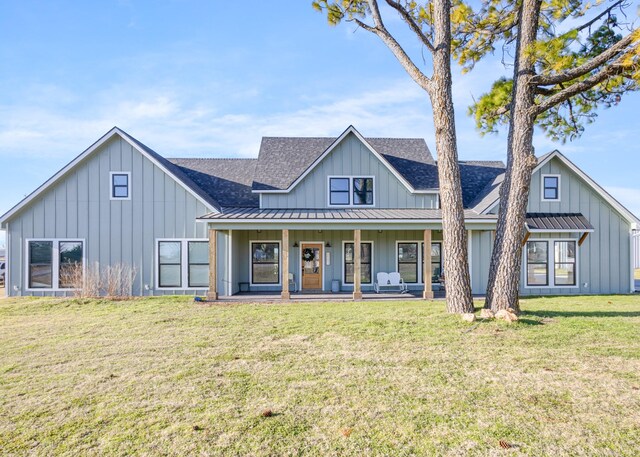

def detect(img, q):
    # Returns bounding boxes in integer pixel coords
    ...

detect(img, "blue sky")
[1,1,639,247]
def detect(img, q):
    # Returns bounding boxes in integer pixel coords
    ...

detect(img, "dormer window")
[542,174,560,201]
[110,172,131,200]
[328,176,374,206]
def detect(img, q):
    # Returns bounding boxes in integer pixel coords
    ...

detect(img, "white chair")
[374,272,390,293]
[288,273,298,292]
[388,272,408,293]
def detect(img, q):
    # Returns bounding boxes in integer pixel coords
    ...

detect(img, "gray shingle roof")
[252,136,437,191]
[526,213,593,232]
[199,207,496,221]
[459,161,506,208]
[167,158,259,208]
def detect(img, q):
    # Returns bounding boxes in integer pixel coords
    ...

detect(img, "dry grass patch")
[1,295,639,456]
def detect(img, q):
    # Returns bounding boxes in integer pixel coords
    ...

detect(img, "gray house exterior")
[1,125,637,298]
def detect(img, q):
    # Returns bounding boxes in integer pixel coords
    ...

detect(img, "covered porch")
[199,208,498,301]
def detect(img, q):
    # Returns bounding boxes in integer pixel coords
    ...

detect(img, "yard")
[1,296,639,456]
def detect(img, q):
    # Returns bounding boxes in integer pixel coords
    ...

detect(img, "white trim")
[525,226,595,234]
[109,171,132,201]
[341,240,375,286]
[0,127,219,227]
[541,174,561,202]
[24,238,86,292]
[5,222,9,297]
[630,229,635,293]
[228,230,233,296]
[523,237,580,289]
[534,150,639,225]
[249,239,282,287]
[252,125,436,195]
[327,175,376,207]
[298,241,325,292]
[395,240,423,284]
[155,238,209,290]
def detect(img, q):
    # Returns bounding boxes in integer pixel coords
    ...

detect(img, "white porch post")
[208,228,218,300]
[353,229,362,300]
[423,229,434,300]
[281,229,290,300]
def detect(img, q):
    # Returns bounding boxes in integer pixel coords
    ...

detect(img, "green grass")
[1,296,640,456]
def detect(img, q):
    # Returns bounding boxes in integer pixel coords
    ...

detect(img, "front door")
[301,243,323,290]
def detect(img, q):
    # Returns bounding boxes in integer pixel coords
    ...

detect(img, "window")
[398,242,418,283]
[328,176,374,206]
[429,242,442,282]
[251,242,280,284]
[157,239,209,289]
[344,242,372,284]
[554,241,576,286]
[158,241,182,288]
[27,239,84,290]
[526,241,548,286]
[110,172,130,200]
[188,241,209,288]
[542,175,560,201]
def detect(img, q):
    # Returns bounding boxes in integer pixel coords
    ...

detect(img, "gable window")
[344,242,373,284]
[157,239,209,289]
[27,239,84,290]
[542,175,560,201]
[329,178,350,205]
[110,172,131,200]
[251,242,280,285]
[554,241,576,286]
[328,176,375,206]
[526,241,549,286]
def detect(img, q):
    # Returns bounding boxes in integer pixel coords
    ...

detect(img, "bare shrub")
[102,263,138,298]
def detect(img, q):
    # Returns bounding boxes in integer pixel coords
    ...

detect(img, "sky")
[1,1,639,248]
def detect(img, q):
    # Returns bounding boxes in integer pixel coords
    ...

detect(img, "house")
[0,125,637,298]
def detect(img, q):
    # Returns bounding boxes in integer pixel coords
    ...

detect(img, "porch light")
[293,242,299,248]
[325,242,331,248]
[318,230,323,233]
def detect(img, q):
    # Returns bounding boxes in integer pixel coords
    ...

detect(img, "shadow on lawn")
[521,310,640,318]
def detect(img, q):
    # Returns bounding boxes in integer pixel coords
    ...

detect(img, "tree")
[462,0,640,312]
[312,0,475,313]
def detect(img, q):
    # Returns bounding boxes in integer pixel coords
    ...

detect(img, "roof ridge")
[168,157,258,161]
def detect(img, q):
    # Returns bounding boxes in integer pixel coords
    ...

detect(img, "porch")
[213,290,446,302]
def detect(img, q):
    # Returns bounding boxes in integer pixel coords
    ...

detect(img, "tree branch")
[384,0,435,53]
[533,56,635,115]
[531,32,637,86]
[574,0,625,33]
[350,0,432,92]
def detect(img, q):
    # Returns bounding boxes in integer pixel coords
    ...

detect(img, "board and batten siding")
[5,135,231,297]
[261,133,439,209]
[522,156,632,295]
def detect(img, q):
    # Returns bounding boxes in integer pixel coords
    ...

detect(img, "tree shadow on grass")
[521,310,640,318]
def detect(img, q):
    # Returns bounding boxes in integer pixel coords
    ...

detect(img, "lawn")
[1,296,639,456]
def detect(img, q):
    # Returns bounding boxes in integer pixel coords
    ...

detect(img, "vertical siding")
[6,136,216,297]
[521,157,632,295]
[261,134,438,209]
[471,230,492,294]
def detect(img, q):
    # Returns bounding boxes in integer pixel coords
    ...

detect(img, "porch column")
[281,229,290,300]
[423,229,434,300]
[353,229,362,300]
[208,228,218,300]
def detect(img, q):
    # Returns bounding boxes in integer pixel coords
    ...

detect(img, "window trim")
[342,240,375,285]
[155,238,209,290]
[24,238,86,292]
[524,237,579,289]
[327,175,376,207]
[426,241,443,284]
[110,171,131,201]
[249,240,282,286]
[397,241,420,284]
[541,174,561,202]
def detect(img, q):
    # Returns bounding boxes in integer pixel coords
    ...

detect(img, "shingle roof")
[167,158,259,207]
[526,213,593,232]
[459,161,506,208]
[199,207,496,221]
[252,136,437,191]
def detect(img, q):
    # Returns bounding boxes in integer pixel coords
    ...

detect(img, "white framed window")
[394,241,443,285]
[541,174,560,201]
[250,240,281,285]
[328,176,375,207]
[110,171,131,200]
[342,241,374,284]
[25,239,85,291]
[156,239,209,289]
[525,238,578,288]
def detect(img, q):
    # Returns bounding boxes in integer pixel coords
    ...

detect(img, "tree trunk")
[485,0,542,313]
[431,0,474,314]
